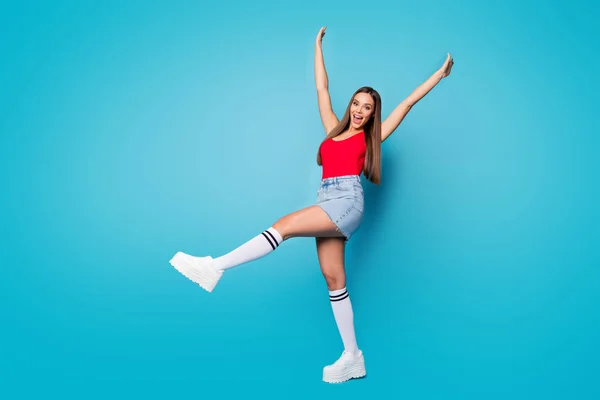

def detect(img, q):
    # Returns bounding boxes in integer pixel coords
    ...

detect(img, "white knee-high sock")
[213,227,283,271]
[329,287,359,354]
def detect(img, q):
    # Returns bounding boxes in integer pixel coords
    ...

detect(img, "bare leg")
[273,205,345,241]
[316,237,347,290]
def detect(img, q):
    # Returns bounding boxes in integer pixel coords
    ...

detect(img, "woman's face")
[350,92,375,130]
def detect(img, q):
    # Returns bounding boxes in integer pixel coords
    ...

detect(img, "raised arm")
[381,53,454,142]
[314,27,339,134]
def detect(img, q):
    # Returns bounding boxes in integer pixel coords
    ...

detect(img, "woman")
[169,26,454,384]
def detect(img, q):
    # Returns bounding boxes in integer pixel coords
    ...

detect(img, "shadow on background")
[346,142,404,291]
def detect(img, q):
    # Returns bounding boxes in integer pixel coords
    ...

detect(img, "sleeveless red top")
[319,131,367,179]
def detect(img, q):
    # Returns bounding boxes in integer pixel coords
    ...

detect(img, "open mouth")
[352,114,364,124]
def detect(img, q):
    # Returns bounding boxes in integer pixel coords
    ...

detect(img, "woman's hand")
[316,26,327,47]
[439,53,454,78]
[381,52,454,142]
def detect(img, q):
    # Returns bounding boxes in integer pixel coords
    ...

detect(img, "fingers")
[316,26,327,45]
[445,53,454,68]
[440,53,454,77]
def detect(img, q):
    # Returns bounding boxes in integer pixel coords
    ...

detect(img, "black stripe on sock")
[330,289,347,299]
[262,232,276,250]
[330,293,349,302]
[330,290,349,302]
[264,230,280,247]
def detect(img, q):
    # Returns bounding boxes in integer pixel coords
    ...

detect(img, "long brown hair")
[317,86,382,184]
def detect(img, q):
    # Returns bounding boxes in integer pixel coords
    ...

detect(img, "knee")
[322,269,345,291]
[272,217,290,241]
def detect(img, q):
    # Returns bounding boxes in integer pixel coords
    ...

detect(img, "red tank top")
[319,131,367,179]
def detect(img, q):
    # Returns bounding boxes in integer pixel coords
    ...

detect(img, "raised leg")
[169,205,344,292]
[273,205,344,241]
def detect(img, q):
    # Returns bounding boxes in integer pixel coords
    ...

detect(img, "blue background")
[1,0,598,398]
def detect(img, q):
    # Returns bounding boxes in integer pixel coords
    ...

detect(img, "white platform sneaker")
[169,251,223,292]
[322,350,366,384]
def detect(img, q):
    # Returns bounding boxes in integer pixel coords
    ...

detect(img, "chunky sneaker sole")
[169,251,223,292]
[322,351,366,384]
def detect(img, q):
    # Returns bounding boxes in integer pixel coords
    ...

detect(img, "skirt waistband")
[320,175,361,185]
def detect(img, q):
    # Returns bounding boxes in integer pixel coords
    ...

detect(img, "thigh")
[316,237,347,289]
[274,205,345,240]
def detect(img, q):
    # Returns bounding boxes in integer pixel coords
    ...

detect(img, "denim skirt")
[316,175,365,240]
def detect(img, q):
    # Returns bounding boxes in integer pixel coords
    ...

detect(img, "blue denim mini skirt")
[316,175,365,240]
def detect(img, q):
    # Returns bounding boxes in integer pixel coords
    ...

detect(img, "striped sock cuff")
[329,288,349,302]
[261,227,282,250]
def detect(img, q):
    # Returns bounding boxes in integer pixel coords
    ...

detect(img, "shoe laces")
[334,350,356,365]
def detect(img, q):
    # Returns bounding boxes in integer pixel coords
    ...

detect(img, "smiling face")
[350,92,375,130]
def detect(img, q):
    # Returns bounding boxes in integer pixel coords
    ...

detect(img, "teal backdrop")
[1,0,598,398]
